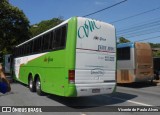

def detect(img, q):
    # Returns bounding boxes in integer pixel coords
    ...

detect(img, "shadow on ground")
[117,81,158,88]
[46,91,137,110]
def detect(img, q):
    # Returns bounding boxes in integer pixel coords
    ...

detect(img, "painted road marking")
[110,96,160,110]
[111,96,154,106]
[103,95,154,106]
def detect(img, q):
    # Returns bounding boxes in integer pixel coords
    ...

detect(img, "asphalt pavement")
[0,81,160,115]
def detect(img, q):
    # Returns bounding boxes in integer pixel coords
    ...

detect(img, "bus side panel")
[14,53,47,84]
[64,17,77,97]
[14,18,78,97]
[17,50,67,96]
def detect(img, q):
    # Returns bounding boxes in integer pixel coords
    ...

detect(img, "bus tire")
[36,77,44,96]
[28,77,36,92]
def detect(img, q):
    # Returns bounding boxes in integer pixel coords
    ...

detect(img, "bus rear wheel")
[28,77,36,92]
[36,77,44,96]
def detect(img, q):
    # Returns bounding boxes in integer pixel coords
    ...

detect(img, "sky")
[9,0,160,43]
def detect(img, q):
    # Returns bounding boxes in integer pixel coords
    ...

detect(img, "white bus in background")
[3,54,11,74]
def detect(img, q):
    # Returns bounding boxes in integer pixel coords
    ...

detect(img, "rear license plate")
[92,89,100,93]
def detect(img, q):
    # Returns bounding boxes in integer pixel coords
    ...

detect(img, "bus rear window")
[117,47,130,60]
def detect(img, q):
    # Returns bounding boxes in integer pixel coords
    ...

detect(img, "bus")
[3,54,11,74]
[153,57,160,80]
[13,17,116,97]
[117,42,153,83]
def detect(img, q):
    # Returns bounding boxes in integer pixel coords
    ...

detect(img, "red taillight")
[69,70,75,84]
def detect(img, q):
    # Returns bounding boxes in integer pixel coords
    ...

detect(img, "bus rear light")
[69,70,75,84]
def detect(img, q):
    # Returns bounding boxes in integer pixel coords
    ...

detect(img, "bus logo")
[78,19,101,39]
[44,57,53,63]
[91,68,104,76]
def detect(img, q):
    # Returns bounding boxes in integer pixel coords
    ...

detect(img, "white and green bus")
[13,17,116,97]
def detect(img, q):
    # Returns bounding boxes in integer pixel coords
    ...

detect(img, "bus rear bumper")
[75,82,116,97]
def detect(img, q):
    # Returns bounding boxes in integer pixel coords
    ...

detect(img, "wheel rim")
[36,79,41,91]
[29,79,33,89]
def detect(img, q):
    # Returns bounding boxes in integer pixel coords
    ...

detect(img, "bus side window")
[55,28,61,49]
[37,37,42,52]
[48,31,54,50]
[33,37,42,53]
[19,46,22,56]
[26,43,29,54]
[42,33,51,51]
[33,39,37,53]
[23,44,27,55]
[30,41,33,54]
[52,30,56,49]
[60,25,67,48]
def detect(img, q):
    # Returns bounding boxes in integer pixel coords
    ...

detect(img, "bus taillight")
[69,70,75,84]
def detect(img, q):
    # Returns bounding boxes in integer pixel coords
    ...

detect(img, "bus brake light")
[69,70,75,84]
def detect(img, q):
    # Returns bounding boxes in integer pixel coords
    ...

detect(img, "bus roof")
[16,17,114,47]
[16,18,71,47]
[117,42,135,48]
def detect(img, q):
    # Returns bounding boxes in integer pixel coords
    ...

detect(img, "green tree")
[0,0,30,56]
[153,50,160,57]
[118,37,130,43]
[149,43,160,48]
[30,17,63,37]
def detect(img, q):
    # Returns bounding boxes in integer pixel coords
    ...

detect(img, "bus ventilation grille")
[121,70,129,81]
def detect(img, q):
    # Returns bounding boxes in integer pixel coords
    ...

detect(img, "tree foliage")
[153,50,160,57]
[118,37,130,43]
[149,43,160,48]
[0,0,30,56]
[149,43,160,57]
[30,17,63,37]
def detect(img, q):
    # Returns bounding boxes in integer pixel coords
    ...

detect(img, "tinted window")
[60,25,67,47]
[42,33,51,51]
[15,24,67,57]
[48,31,54,49]
[33,37,42,53]
[117,47,130,60]
[54,28,61,48]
